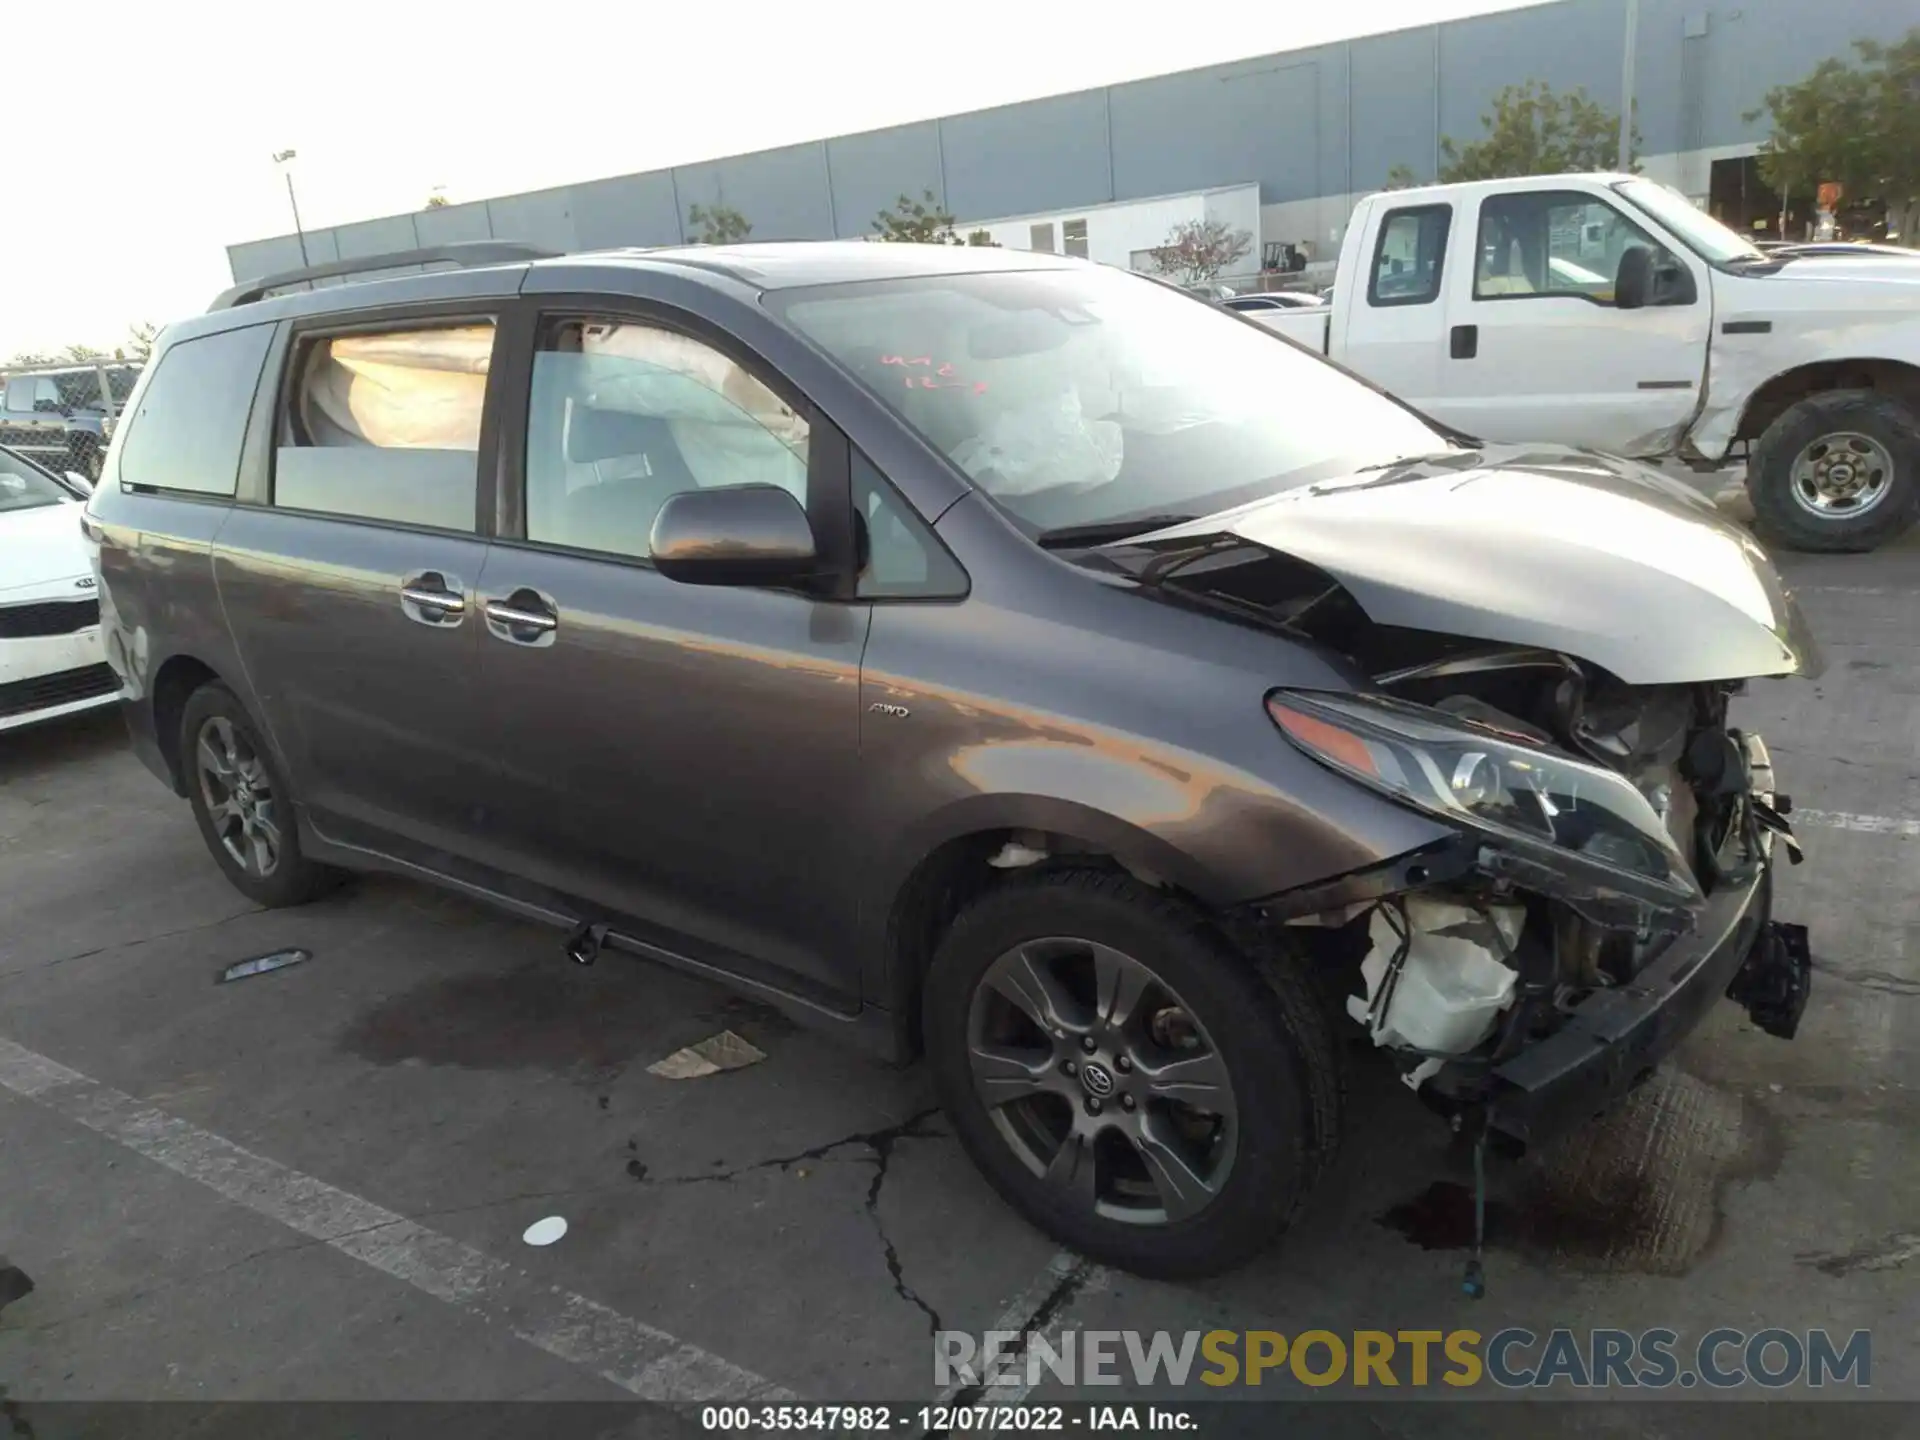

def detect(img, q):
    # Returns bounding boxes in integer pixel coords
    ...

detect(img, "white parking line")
[0,1035,794,1403]
[1793,809,1920,838]
[931,1251,1111,1414]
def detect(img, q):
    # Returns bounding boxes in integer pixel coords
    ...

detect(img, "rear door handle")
[483,588,560,647]
[399,570,466,628]
[1449,324,1478,360]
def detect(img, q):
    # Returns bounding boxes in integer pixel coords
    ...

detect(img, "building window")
[1062,219,1089,258]
[1029,223,1056,253]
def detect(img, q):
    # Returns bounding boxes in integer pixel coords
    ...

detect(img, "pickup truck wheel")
[923,869,1340,1279]
[1749,390,1920,553]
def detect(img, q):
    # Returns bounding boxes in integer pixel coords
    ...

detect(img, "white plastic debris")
[522,1216,568,1247]
[1347,899,1524,1062]
[646,1029,767,1080]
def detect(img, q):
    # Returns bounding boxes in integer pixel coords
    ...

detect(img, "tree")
[1747,29,1920,220]
[1146,218,1253,286]
[424,193,450,209]
[872,190,964,244]
[687,202,753,245]
[965,228,998,247]
[122,323,160,362]
[1439,81,1637,182]
[1383,163,1420,191]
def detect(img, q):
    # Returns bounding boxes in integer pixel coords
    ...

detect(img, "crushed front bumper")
[1437,735,1811,1147]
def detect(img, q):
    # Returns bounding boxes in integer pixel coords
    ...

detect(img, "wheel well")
[150,656,221,795]
[1737,358,1920,443]
[884,828,1207,1057]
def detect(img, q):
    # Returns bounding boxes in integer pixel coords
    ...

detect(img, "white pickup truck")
[1259,172,1920,552]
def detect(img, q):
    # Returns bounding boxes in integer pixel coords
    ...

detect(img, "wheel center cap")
[1079,1061,1115,1098]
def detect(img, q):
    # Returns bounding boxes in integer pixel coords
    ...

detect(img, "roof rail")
[210,242,562,312]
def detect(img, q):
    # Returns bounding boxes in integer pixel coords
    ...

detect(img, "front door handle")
[1449,324,1478,360]
[399,570,466,628]
[483,588,560,648]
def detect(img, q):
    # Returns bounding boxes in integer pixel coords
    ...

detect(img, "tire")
[1748,390,1920,553]
[923,869,1341,1279]
[179,682,342,908]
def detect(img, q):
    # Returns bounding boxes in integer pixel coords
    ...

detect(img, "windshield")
[0,448,75,513]
[773,266,1455,536]
[1614,179,1765,265]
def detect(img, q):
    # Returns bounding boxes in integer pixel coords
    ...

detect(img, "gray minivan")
[85,240,1816,1278]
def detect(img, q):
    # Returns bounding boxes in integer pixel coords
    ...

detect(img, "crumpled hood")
[1137,446,1822,686]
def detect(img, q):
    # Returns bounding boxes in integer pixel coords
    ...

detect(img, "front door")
[1430,188,1712,454]
[214,316,502,863]
[468,309,870,1002]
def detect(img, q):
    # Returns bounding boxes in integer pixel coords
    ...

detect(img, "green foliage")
[966,229,997,247]
[1383,163,1420,191]
[687,203,754,245]
[424,193,450,209]
[872,190,963,244]
[1748,28,1920,206]
[1439,81,1637,182]
[1147,219,1253,286]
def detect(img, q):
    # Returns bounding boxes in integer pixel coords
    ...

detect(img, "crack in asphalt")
[1810,955,1920,998]
[0,906,264,982]
[939,1258,1095,1410]
[649,1106,951,1335]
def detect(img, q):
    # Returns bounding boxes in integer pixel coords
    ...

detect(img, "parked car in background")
[1,446,116,733]
[87,239,1813,1278]
[1223,292,1326,332]
[1258,172,1920,553]
[0,361,140,481]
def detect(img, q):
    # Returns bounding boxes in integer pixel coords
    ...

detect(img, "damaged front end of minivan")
[1104,448,1821,1151]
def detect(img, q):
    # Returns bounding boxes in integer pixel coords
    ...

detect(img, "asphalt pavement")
[1,487,1914,1437]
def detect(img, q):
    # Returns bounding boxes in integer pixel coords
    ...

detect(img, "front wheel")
[1748,390,1920,553]
[923,870,1341,1279]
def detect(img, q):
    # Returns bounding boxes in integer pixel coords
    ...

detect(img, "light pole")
[272,149,310,266]
[1618,0,1639,171]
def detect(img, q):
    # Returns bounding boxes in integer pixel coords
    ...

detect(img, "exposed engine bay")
[1103,537,1811,1104]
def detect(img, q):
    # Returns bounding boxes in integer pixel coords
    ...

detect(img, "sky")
[2,0,1545,360]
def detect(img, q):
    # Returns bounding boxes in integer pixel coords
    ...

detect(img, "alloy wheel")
[966,938,1237,1226]
[195,716,282,878]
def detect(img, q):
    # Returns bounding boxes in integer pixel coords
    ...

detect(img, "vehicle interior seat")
[556,407,699,557]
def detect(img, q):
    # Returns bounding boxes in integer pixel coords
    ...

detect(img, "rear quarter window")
[117,325,274,496]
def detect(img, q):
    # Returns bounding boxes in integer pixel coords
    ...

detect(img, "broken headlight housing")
[1267,690,1703,924]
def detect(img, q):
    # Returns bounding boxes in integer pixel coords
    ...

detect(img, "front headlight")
[1267,689,1701,917]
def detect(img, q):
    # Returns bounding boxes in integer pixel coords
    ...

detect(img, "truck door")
[1431,187,1711,454]
[1331,202,1453,415]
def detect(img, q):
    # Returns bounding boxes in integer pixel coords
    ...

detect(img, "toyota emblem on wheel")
[1079,1061,1115,1098]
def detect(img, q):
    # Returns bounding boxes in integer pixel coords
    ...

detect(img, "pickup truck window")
[1614,178,1763,265]
[1369,205,1451,307]
[1474,191,1672,305]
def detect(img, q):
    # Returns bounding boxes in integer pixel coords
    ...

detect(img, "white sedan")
[0,446,117,732]
[1222,291,1328,331]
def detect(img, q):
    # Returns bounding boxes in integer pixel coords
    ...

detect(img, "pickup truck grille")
[0,598,99,638]
[0,663,118,720]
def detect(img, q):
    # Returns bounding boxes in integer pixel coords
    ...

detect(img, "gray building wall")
[227,0,1909,282]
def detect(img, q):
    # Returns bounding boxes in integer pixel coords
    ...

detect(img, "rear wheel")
[923,869,1340,1279]
[180,683,342,908]
[1748,390,1920,553]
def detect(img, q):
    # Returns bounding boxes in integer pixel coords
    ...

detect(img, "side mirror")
[649,484,822,587]
[1614,246,1653,310]
[64,471,94,497]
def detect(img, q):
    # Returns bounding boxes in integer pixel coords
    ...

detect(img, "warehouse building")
[226,0,1908,287]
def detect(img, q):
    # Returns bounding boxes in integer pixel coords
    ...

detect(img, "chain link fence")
[0,358,142,481]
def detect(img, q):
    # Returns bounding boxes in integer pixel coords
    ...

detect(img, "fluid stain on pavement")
[1379,1070,1777,1275]
[339,962,668,1074]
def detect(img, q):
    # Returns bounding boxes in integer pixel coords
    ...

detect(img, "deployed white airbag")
[1347,898,1522,1062]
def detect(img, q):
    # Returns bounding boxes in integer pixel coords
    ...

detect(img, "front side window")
[0,448,74,513]
[273,322,494,531]
[1474,191,1679,303]
[1,380,30,414]
[774,265,1453,537]
[524,318,810,562]
[1369,205,1452,306]
[853,451,966,599]
[117,324,275,496]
